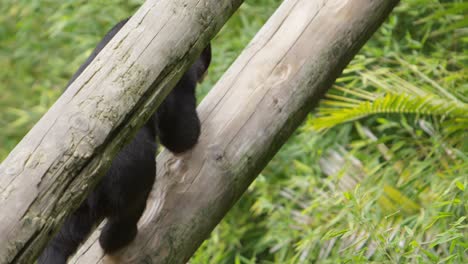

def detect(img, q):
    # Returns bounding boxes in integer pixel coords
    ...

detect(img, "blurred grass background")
[0,0,467,263]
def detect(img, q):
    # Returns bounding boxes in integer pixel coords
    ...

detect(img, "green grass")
[1,0,466,263]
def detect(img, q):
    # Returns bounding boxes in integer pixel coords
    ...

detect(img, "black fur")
[38,18,211,263]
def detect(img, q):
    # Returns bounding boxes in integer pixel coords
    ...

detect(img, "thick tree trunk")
[0,0,243,263]
[70,0,400,263]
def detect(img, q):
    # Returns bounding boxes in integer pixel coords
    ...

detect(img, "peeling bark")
[0,0,243,263]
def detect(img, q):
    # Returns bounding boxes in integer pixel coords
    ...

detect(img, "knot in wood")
[70,113,90,133]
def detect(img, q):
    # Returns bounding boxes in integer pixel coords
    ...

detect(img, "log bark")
[70,0,400,263]
[0,0,243,263]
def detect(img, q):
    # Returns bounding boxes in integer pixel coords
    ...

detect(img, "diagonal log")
[0,0,244,263]
[71,0,400,263]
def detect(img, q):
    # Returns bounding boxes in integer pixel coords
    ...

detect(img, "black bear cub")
[38,18,211,264]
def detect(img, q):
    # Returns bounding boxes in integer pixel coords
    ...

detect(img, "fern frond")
[313,93,468,131]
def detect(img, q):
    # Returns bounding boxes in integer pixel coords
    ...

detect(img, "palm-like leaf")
[313,88,468,131]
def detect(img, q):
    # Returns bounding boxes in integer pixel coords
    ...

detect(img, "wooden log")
[0,0,243,263]
[70,0,400,263]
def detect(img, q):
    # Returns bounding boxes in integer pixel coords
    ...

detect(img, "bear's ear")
[193,44,212,83]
